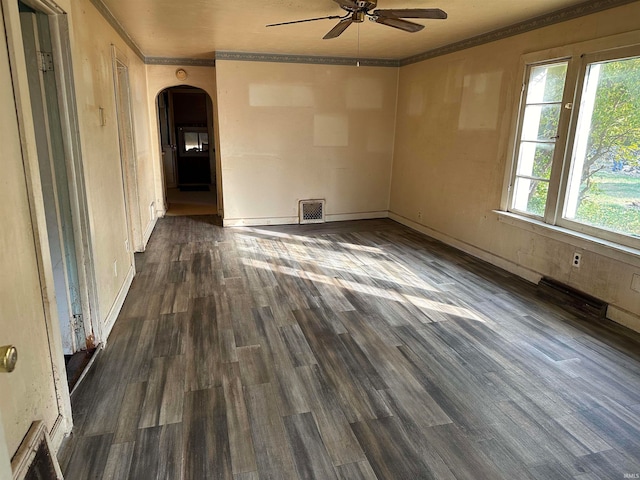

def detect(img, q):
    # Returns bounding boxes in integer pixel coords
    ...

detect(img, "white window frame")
[501,32,640,252]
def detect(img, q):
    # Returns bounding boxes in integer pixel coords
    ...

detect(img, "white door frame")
[2,0,100,448]
[111,45,143,253]
[0,410,12,479]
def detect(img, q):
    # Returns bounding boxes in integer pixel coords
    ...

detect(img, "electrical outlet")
[631,273,640,293]
[572,252,582,268]
[125,239,129,252]
[113,260,118,277]
[417,211,423,221]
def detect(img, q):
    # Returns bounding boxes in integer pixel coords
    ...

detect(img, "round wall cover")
[176,68,188,81]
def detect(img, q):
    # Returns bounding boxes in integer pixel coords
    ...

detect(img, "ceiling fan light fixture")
[266,0,446,39]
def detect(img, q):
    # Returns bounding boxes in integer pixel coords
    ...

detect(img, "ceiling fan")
[266,0,447,39]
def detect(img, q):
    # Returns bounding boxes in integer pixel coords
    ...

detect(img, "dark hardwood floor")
[58,216,640,479]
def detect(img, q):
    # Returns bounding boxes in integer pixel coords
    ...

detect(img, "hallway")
[165,187,218,216]
[58,217,640,479]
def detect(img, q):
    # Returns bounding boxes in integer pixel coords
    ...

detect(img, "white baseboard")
[143,215,158,248]
[325,210,389,222]
[389,211,542,284]
[48,414,69,454]
[607,305,640,333]
[224,211,389,227]
[102,264,135,343]
[224,216,299,227]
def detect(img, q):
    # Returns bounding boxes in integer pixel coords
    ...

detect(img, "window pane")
[526,63,568,104]
[184,132,200,151]
[564,56,640,237]
[521,104,561,141]
[199,133,209,151]
[512,177,549,216]
[516,142,554,179]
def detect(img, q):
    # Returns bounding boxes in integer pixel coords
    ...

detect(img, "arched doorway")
[157,86,218,215]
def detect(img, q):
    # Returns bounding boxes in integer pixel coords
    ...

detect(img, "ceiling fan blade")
[374,16,424,33]
[323,18,353,39]
[266,15,343,28]
[374,8,447,19]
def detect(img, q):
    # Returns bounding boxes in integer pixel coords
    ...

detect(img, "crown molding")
[145,57,216,67]
[90,0,636,69]
[215,51,399,67]
[89,0,144,62]
[400,0,640,66]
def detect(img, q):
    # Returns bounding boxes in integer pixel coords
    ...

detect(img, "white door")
[0,0,71,461]
[20,8,86,354]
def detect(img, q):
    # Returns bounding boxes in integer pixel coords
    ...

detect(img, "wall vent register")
[299,200,325,224]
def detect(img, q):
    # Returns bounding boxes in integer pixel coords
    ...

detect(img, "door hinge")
[72,313,83,333]
[37,51,54,72]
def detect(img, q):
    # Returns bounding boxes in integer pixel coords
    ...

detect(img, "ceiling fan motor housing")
[340,0,377,14]
[358,1,378,9]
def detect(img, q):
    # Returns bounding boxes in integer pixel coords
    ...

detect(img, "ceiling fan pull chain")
[357,23,360,67]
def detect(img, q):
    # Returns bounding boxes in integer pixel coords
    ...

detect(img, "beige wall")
[215,60,398,225]
[390,3,640,329]
[145,64,218,215]
[0,0,156,458]
[68,0,155,321]
[2,0,639,464]
[128,57,156,245]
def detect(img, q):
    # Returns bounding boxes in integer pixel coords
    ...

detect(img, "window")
[507,44,640,249]
[178,126,209,155]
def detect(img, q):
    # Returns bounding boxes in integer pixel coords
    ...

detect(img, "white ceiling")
[98,0,595,61]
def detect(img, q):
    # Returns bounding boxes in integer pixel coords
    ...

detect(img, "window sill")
[494,210,640,269]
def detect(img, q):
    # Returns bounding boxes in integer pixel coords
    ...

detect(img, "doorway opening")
[16,0,98,397]
[157,86,218,216]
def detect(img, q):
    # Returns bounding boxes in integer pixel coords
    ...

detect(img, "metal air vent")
[299,199,325,224]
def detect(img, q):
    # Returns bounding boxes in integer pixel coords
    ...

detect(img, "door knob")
[0,345,17,373]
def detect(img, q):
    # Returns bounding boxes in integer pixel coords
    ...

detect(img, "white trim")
[20,0,63,15]
[607,305,640,333]
[102,264,134,342]
[112,44,144,253]
[0,409,12,480]
[224,216,299,227]
[496,210,640,268]
[389,211,543,284]
[2,0,75,448]
[69,344,103,397]
[143,215,157,247]
[11,420,63,480]
[224,211,390,227]
[47,414,66,453]
[48,12,101,349]
[325,210,389,222]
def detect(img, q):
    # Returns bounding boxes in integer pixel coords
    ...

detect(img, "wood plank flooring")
[59,217,640,479]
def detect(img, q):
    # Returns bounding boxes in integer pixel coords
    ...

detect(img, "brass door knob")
[0,345,17,373]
